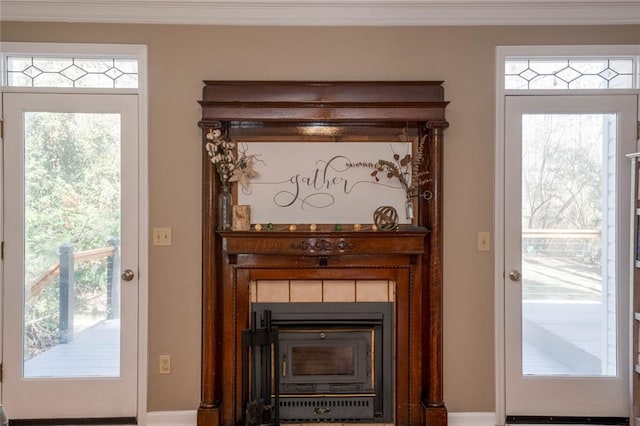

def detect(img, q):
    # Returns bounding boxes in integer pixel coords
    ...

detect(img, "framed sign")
[237,142,412,224]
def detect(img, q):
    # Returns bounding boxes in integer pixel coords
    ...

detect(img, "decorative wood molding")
[1,0,639,26]
[199,81,448,426]
[290,238,356,252]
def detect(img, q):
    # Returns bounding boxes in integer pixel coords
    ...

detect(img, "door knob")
[121,269,135,281]
[508,270,522,282]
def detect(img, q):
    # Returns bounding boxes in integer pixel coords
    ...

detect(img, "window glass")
[505,58,635,90]
[6,56,139,89]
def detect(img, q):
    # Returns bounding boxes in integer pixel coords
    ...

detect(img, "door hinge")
[1,241,3,260]
[0,118,3,139]
[637,120,640,141]
[0,363,3,382]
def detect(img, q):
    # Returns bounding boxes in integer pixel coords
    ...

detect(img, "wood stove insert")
[198,81,449,426]
[249,302,394,423]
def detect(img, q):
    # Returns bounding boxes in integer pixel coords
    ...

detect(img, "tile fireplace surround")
[252,279,394,425]
[250,279,395,304]
[197,81,448,426]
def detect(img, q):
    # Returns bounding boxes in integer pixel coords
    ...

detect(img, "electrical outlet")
[153,227,172,246]
[477,231,491,252]
[159,354,171,375]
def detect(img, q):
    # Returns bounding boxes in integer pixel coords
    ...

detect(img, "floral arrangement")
[347,131,429,201]
[205,128,259,190]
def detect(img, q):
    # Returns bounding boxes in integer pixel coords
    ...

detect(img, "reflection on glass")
[521,113,617,377]
[292,346,355,376]
[22,112,121,378]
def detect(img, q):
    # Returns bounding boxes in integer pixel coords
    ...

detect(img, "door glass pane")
[22,112,121,378]
[521,113,617,377]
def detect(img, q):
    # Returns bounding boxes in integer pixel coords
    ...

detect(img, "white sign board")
[237,142,412,224]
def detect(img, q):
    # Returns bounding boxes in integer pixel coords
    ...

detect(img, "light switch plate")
[477,231,491,252]
[153,227,172,246]
[159,354,171,374]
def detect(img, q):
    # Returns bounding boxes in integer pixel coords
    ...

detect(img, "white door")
[504,95,637,417]
[2,93,138,419]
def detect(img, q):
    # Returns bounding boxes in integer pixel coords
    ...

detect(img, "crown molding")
[0,0,639,26]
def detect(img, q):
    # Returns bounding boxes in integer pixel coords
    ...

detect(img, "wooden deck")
[22,304,608,378]
[521,254,613,376]
[19,231,608,381]
[24,319,120,378]
[523,301,607,375]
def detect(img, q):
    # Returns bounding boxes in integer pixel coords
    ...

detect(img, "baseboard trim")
[9,419,136,425]
[507,417,628,425]
[145,410,495,426]
[146,410,197,426]
[450,412,497,426]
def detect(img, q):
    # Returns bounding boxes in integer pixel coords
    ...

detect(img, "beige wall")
[2,21,639,413]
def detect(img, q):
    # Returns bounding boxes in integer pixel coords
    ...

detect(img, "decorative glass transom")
[505,58,635,90]
[6,56,138,88]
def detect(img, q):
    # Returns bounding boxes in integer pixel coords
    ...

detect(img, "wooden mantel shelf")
[219,228,428,257]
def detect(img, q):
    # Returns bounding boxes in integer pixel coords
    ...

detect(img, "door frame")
[495,45,640,425]
[504,94,634,416]
[0,42,149,424]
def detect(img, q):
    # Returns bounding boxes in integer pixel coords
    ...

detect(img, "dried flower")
[347,133,429,200]
[205,128,260,190]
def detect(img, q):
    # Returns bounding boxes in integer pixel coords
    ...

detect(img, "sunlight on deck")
[24,319,120,378]
[521,255,611,376]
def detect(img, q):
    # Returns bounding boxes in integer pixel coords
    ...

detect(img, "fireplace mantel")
[198,81,448,426]
[221,229,426,256]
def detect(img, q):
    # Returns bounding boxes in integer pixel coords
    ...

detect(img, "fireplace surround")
[198,81,448,426]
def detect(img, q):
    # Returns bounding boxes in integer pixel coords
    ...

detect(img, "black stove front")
[244,302,393,424]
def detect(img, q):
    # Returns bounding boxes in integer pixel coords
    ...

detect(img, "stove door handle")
[314,407,331,415]
[282,355,287,377]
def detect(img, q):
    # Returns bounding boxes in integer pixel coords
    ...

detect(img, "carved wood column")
[198,121,224,426]
[423,120,449,426]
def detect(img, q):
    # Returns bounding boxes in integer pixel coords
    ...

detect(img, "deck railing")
[29,238,120,344]
[522,229,601,263]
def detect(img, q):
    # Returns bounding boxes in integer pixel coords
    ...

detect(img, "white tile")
[356,280,390,302]
[249,280,257,303]
[322,280,356,302]
[290,280,323,302]
[256,280,290,302]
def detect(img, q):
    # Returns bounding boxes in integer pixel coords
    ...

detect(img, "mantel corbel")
[425,120,450,132]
